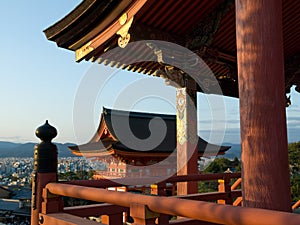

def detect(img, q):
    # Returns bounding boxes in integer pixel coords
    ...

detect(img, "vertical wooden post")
[41,188,63,214]
[218,178,232,205]
[101,214,123,225]
[176,86,198,195]
[31,121,58,225]
[130,203,160,225]
[236,0,291,211]
[156,182,170,225]
[217,179,226,205]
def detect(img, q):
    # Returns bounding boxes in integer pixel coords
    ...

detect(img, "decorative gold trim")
[119,13,128,25]
[75,41,94,62]
[116,16,134,48]
[176,88,198,145]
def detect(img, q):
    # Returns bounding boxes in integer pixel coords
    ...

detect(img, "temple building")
[29,0,300,224]
[69,107,230,179]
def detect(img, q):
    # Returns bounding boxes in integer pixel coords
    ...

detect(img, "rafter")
[185,0,235,49]
[285,52,300,93]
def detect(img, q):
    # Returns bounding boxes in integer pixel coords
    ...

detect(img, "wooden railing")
[32,124,300,225]
[37,173,300,225]
[292,200,300,210]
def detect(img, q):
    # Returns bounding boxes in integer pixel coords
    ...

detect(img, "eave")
[44,0,300,98]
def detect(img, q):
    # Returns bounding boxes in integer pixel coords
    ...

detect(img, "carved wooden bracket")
[116,14,134,48]
[156,66,185,88]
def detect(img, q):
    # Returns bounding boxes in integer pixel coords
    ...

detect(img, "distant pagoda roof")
[69,107,230,159]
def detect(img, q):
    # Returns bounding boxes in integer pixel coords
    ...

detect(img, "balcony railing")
[32,122,300,225]
[36,173,300,225]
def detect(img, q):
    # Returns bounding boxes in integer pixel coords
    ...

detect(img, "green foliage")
[198,157,241,193]
[58,170,95,181]
[58,170,96,206]
[204,157,241,174]
[198,180,218,193]
[288,142,300,202]
[288,142,300,175]
[291,174,300,202]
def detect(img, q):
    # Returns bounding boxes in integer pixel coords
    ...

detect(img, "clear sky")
[0,1,300,145]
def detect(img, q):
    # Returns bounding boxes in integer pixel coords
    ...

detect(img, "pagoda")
[69,107,230,179]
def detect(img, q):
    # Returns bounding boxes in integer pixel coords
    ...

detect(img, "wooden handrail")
[292,200,300,210]
[231,178,242,191]
[64,173,241,188]
[45,183,300,225]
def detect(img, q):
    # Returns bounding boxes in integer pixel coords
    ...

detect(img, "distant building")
[69,108,230,179]
[0,198,30,224]
[0,186,11,199]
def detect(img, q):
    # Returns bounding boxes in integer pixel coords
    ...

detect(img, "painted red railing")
[292,200,300,210]
[37,173,300,225]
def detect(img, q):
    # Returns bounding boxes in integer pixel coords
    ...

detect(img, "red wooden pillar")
[236,0,291,211]
[176,87,198,195]
[31,121,58,224]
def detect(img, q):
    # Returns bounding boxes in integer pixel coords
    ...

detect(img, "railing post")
[157,182,169,225]
[41,188,63,214]
[101,213,123,225]
[31,121,58,225]
[217,176,232,205]
[130,203,160,225]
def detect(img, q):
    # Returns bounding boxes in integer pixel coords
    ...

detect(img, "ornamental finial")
[35,120,57,142]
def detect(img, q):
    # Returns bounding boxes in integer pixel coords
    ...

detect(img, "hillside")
[0,141,242,159]
[0,141,75,158]
[223,143,241,159]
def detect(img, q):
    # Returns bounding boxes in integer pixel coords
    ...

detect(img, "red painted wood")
[236,0,291,211]
[40,213,103,225]
[31,173,57,225]
[64,204,128,217]
[176,88,198,195]
[46,183,300,225]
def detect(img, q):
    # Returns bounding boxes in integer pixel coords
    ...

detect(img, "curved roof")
[44,0,300,98]
[69,107,230,157]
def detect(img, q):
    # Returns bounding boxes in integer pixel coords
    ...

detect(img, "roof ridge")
[103,107,175,119]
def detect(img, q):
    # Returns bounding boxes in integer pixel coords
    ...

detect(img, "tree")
[198,157,241,193]
[58,170,96,206]
[204,157,241,174]
[288,142,300,175]
[288,141,300,202]
[58,170,95,181]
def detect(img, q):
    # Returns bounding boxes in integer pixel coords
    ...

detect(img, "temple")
[69,107,230,179]
[30,0,300,224]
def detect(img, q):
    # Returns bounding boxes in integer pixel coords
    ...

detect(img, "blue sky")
[0,1,300,145]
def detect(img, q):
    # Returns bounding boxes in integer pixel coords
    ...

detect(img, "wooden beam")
[177,190,241,202]
[169,218,219,225]
[63,204,128,217]
[185,0,234,49]
[45,183,300,225]
[130,22,185,45]
[284,52,300,93]
[39,213,104,225]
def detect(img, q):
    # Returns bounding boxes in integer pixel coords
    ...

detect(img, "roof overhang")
[44,0,300,99]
